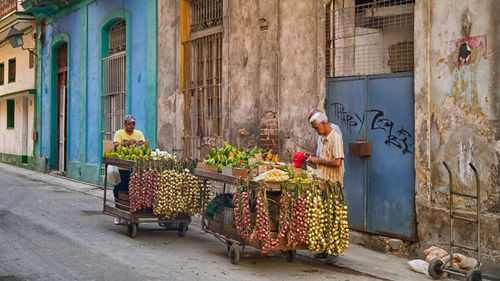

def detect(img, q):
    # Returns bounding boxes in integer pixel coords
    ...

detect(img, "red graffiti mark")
[449,35,487,70]
[450,35,488,70]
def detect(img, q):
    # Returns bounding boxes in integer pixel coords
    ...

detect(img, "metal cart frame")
[102,156,191,238]
[428,161,482,281]
[194,168,306,264]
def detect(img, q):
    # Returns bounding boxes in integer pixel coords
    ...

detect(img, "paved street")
[0,167,379,281]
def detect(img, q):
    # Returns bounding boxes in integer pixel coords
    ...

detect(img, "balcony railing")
[0,0,18,20]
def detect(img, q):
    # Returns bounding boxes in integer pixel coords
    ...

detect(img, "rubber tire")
[127,223,137,238]
[466,269,482,281]
[229,246,240,265]
[286,250,296,263]
[178,223,187,237]
[428,259,444,279]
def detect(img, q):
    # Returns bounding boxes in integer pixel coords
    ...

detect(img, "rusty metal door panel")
[366,74,415,240]
[326,77,367,232]
[326,72,415,240]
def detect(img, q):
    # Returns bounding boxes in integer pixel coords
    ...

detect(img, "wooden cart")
[194,168,308,264]
[102,156,191,238]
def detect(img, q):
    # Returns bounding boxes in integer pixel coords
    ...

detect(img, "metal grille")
[326,0,414,77]
[190,0,223,33]
[109,20,126,55]
[102,52,126,141]
[182,32,223,159]
[0,0,17,20]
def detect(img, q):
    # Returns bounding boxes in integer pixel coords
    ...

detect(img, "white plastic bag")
[106,165,121,185]
[408,259,429,276]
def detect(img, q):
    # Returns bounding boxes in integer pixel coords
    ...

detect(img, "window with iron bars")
[182,0,223,159]
[326,0,414,77]
[102,20,126,141]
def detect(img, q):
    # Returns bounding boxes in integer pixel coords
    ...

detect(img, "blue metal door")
[326,73,415,240]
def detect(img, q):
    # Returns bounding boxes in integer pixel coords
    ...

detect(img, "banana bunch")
[265,149,280,162]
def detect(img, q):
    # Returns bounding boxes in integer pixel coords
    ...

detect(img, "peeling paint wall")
[157,0,325,159]
[157,0,183,154]
[414,0,499,275]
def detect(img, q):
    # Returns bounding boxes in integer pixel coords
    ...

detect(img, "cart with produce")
[102,149,201,238]
[195,142,350,265]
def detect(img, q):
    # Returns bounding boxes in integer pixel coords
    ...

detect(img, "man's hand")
[128,139,137,145]
[137,140,145,146]
[308,156,320,165]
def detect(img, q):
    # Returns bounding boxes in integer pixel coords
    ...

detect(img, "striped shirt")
[317,129,344,185]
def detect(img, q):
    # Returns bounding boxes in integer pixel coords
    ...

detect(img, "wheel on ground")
[127,223,137,238]
[286,250,296,262]
[178,223,187,237]
[229,245,240,265]
[466,269,482,281]
[428,259,444,279]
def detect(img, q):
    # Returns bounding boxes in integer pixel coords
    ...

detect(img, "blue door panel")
[367,76,415,239]
[326,73,415,240]
[327,78,366,231]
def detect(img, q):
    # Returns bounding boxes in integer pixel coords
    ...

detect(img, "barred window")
[190,0,223,33]
[102,20,126,141]
[326,0,414,77]
[182,0,223,159]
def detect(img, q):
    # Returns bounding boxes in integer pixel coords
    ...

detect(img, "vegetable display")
[231,180,349,255]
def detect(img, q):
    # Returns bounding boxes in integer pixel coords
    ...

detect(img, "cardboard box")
[232,168,249,178]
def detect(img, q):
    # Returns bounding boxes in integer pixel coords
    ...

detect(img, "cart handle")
[469,162,481,267]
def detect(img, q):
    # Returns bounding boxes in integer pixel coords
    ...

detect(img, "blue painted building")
[23,0,157,184]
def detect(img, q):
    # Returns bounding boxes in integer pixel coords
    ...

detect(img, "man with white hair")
[307,110,345,263]
[307,109,342,159]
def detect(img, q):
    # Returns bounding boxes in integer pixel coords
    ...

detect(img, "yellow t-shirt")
[113,129,145,144]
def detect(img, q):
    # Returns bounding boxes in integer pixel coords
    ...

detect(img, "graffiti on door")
[332,103,413,155]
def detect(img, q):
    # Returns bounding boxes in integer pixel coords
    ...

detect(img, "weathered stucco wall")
[157,0,183,154]
[414,0,499,275]
[224,0,326,157]
[223,0,260,149]
[279,0,325,159]
[159,0,326,158]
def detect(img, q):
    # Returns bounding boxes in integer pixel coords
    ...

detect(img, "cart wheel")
[465,269,482,281]
[286,250,296,263]
[229,245,240,265]
[178,223,187,237]
[428,259,444,279]
[127,223,137,238]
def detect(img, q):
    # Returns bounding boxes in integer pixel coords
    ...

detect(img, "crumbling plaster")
[414,0,499,274]
[157,0,183,152]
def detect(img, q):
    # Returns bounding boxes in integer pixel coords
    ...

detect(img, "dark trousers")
[114,169,131,199]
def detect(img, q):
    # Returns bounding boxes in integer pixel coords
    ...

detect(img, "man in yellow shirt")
[112,115,145,224]
[113,115,145,149]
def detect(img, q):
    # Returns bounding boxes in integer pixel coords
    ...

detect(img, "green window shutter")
[7,99,14,128]
[0,63,4,85]
[8,59,15,83]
